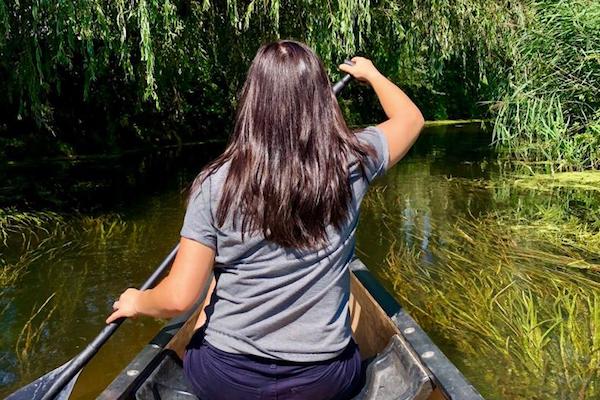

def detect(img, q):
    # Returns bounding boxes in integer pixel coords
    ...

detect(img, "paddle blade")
[6,362,81,400]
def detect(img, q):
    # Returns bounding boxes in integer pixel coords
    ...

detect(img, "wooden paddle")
[6,67,355,400]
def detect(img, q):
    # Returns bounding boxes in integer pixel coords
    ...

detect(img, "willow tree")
[0,0,524,157]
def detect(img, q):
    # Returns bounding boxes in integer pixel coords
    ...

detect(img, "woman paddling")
[107,40,424,400]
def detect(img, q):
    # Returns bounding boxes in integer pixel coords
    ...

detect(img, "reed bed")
[492,0,600,170]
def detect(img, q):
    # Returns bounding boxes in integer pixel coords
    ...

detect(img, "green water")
[2,124,599,399]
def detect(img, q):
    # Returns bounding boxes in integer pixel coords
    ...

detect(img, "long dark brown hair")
[191,40,373,249]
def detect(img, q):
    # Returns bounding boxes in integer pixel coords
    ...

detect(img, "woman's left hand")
[106,288,142,324]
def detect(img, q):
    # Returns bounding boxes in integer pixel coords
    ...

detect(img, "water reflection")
[356,124,600,399]
[357,123,494,267]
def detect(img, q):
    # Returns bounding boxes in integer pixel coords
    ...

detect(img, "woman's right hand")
[338,57,381,83]
[340,55,425,171]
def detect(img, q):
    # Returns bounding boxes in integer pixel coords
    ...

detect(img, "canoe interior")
[158,273,445,400]
[99,262,484,400]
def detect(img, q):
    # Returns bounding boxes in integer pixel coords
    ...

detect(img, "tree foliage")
[0,0,549,160]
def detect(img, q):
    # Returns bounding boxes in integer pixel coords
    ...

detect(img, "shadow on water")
[2,123,599,399]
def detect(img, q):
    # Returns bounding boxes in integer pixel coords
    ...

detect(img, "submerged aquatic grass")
[381,216,599,399]
[0,251,45,288]
[0,208,140,390]
[0,209,131,289]
[488,167,600,258]
[511,171,600,193]
[15,294,57,376]
[0,209,65,245]
[361,170,600,399]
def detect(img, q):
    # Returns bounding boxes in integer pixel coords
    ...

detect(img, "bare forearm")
[105,282,184,324]
[135,240,214,319]
[339,57,424,168]
[106,232,216,325]
[136,282,184,319]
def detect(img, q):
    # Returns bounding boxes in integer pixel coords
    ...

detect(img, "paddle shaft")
[333,74,352,95]
[40,244,180,400]
[37,70,354,400]
[332,60,355,96]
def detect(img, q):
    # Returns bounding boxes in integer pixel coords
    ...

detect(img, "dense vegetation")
[1,0,523,159]
[2,1,598,166]
[492,0,600,171]
[2,0,597,167]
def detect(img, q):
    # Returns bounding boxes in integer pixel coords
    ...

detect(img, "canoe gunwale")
[97,280,212,400]
[349,259,484,400]
[98,259,484,400]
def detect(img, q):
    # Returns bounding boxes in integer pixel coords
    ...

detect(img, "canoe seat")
[352,335,433,400]
[134,334,432,400]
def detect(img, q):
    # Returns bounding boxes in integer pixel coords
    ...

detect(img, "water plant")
[373,213,599,399]
[0,251,43,288]
[14,294,57,377]
[358,161,600,399]
[0,209,65,245]
[0,209,130,289]
[510,171,600,193]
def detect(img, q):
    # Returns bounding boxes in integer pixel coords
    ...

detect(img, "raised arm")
[339,57,424,168]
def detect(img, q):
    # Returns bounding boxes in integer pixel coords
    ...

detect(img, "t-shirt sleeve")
[180,176,217,250]
[356,125,390,181]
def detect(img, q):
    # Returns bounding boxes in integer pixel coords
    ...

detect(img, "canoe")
[98,259,484,400]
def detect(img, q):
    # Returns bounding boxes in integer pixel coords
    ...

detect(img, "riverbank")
[2,120,489,166]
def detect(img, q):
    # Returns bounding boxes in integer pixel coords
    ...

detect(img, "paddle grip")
[332,59,355,96]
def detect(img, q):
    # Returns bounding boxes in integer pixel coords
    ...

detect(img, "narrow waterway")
[1,123,598,399]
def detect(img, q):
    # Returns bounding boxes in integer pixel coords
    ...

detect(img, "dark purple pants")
[183,333,362,400]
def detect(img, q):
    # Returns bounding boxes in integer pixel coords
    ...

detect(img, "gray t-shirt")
[180,126,389,362]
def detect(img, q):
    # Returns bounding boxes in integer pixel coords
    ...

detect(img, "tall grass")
[493,0,600,170]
